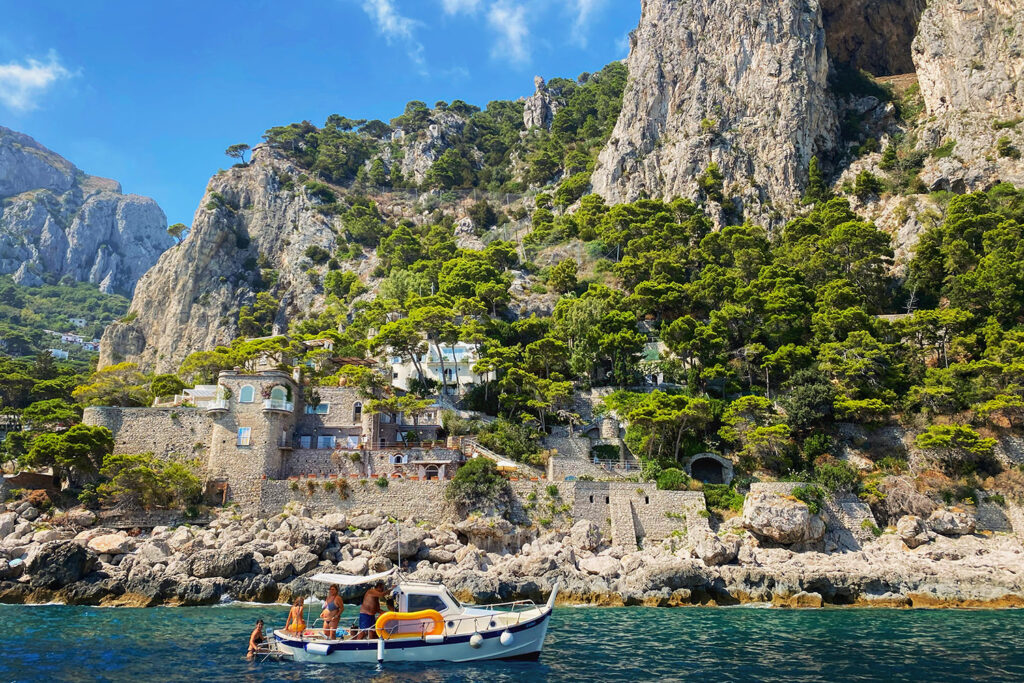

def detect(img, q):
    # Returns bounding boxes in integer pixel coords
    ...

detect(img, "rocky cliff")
[0,127,173,295]
[593,0,1024,207]
[100,145,371,373]
[591,0,839,211]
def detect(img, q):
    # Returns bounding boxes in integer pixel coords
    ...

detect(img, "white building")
[68,317,87,328]
[47,349,70,360]
[389,342,482,395]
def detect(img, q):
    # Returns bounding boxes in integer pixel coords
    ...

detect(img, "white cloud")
[0,51,72,112]
[360,0,426,68]
[569,0,606,47]
[487,1,530,65]
[440,0,480,14]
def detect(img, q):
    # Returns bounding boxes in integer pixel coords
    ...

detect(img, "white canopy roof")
[309,568,396,586]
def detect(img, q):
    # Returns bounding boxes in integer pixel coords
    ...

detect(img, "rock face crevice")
[821,0,927,76]
[591,0,839,208]
[0,126,172,295]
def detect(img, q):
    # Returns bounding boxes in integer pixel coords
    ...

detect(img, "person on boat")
[319,584,342,638]
[356,581,388,639]
[246,619,265,660]
[285,596,306,634]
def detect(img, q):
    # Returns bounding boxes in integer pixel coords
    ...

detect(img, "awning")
[309,568,396,586]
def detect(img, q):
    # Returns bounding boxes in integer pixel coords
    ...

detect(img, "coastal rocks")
[454,517,520,553]
[87,533,136,555]
[897,515,933,549]
[65,509,98,528]
[568,520,602,552]
[349,514,383,531]
[742,491,826,545]
[694,534,741,567]
[185,548,254,579]
[592,0,838,209]
[0,512,16,539]
[25,542,96,589]
[368,524,427,561]
[318,513,348,531]
[928,509,976,537]
[578,555,621,578]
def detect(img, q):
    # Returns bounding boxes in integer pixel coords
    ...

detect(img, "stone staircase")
[610,496,639,551]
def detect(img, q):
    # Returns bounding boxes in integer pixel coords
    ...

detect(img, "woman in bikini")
[284,596,306,634]
[319,584,342,638]
[246,619,265,660]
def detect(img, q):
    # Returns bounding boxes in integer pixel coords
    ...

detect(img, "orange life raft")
[374,609,445,640]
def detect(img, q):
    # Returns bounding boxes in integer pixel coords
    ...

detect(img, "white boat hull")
[274,609,552,664]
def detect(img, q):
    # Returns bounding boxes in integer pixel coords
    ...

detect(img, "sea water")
[1,603,1022,682]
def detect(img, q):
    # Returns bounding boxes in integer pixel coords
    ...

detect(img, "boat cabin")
[393,581,462,615]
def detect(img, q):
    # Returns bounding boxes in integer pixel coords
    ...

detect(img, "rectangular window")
[236,427,251,446]
[346,435,359,449]
[299,435,311,449]
[304,403,330,415]
[317,435,336,449]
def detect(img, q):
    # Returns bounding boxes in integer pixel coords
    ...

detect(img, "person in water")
[246,619,265,660]
[285,596,306,634]
[319,584,342,638]
[356,581,388,639]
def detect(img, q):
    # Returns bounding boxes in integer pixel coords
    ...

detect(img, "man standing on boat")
[356,581,388,639]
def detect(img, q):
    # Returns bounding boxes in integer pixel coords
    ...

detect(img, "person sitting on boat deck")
[319,584,342,638]
[356,581,388,639]
[285,597,306,634]
[246,619,265,660]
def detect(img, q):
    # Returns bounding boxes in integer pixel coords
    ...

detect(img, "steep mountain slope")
[591,0,839,211]
[0,127,173,295]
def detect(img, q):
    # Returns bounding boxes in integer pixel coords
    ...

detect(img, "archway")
[686,453,734,485]
[424,465,439,481]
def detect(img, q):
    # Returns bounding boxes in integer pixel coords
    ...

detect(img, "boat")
[272,568,558,664]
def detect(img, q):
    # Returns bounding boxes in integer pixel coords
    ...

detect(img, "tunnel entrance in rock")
[821,0,926,77]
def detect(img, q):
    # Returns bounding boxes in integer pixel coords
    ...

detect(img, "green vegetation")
[96,452,202,510]
[703,484,745,513]
[0,276,129,358]
[792,485,825,514]
[444,457,512,514]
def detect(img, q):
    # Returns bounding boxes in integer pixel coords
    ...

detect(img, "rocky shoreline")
[2,498,1023,611]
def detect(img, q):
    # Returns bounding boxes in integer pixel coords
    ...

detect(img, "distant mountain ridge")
[0,126,173,296]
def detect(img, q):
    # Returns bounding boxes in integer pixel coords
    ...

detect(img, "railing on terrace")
[592,458,639,472]
[206,399,230,412]
[263,399,294,412]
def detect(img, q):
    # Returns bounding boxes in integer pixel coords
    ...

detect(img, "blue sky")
[0,1,639,226]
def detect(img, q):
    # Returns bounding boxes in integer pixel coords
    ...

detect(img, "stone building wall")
[258,478,451,519]
[82,406,212,467]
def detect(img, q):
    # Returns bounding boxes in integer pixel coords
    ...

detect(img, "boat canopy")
[309,568,396,586]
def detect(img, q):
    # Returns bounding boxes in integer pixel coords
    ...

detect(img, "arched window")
[353,402,362,422]
[391,454,406,465]
[239,385,255,403]
[425,465,439,480]
[270,386,287,402]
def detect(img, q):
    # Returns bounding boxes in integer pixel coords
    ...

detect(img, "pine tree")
[803,156,831,204]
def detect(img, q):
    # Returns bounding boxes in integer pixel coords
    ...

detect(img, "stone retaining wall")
[258,478,452,519]
[83,406,212,467]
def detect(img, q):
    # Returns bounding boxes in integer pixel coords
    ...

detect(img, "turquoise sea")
[1,603,1023,682]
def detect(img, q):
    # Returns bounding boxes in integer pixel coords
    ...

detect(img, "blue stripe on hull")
[275,610,550,656]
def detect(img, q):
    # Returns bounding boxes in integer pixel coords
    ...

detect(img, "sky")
[0,1,639,226]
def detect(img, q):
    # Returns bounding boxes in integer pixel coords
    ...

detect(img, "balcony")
[263,399,294,414]
[205,399,230,413]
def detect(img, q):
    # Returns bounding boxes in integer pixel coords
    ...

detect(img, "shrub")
[703,484,744,513]
[814,461,860,492]
[289,481,300,491]
[375,477,389,489]
[877,456,907,474]
[477,419,543,465]
[444,457,513,515]
[96,453,202,510]
[996,136,1021,159]
[792,485,826,515]
[323,481,336,492]
[931,139,956,159]
[853,170,885,199]
[546,484,560,498]
[26,489,52,510]
[986,493,1006,507]
[860,519,883,537]
[915,424,998,477]
[656,468,690,491]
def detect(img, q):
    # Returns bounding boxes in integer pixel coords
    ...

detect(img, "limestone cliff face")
[522,76,563,130]
[100,145,372,373]
[912,0,1024,191]
[0,126,172,295]
[591,0,839,209]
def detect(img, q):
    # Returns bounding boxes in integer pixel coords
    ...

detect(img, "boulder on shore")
[742,491,825,545]
[897,515,933,549]
[26,541,96,589]
[927,509,976,537]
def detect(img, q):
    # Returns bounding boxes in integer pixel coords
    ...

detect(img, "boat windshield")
[445,588,462,608]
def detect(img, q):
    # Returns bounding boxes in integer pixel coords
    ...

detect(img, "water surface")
[1,603,1022,682]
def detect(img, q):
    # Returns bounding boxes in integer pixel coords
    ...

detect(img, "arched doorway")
[424,465,439,480]
[686,453,734,485]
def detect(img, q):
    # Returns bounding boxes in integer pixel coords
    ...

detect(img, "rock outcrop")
[100,145,371,372]
[522,76,562,130]
[0,126,173,295]
[592,0,839,210]
[911,0,1024,191]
